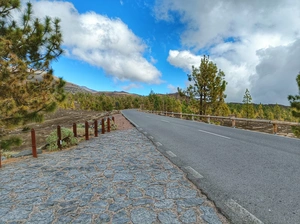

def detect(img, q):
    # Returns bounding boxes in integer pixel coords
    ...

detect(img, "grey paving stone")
[0,207,10,218]
[180,209,197,223]
[177,198,205,208]
[55,215,73,224]
[25,210,54,224]
[154,199,175,209]
[116,188,127,195]
[72,213,92,223]
[128,188,143,198]
[92,186,107,194]
[131,208,156,224]
[145,185,165,199]
[136,173,151,181]
[158,211,181,224]
[112,210,130,224]
[200,206,222,224]
[57,206,78,216]
[98,213,110,223]
[154,172,169,181]
[1,207,32,222]
[113,173,134,182]
[91,200,108,208]
[166,187,197,199]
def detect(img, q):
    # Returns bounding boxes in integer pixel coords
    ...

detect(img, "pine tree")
[288,73,300,137]
[0,1,65,148]
[242,89,255,118]
[181,55,227,115]
[256,103,264,119]
[274,103,282,120]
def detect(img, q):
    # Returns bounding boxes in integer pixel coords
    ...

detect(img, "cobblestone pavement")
[0,129,226,224]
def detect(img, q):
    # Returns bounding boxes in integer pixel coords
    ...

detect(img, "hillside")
[64,81,139,97]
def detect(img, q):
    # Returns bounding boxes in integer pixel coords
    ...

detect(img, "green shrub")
[0,136,22,151]
[292,126,300,138]
[46,127,78,151]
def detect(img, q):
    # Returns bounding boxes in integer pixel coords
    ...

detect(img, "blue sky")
[47,0,187,96]
[26,0,300,104]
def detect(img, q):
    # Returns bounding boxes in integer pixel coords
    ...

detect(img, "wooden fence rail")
[141,110,300,134]
[0,116,115,169]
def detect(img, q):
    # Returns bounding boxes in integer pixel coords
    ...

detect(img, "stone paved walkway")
[0,129,225,224]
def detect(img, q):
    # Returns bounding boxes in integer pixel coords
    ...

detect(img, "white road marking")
[139,128,143,131]
[156,142,162,146]
[146,116,150,118]
[166,151,177,157]
[149,136,154,139]
[143,131,147,135]
[225,199,264,224]
[198,129,231,139]
[161,120,170,123]
[184,166,204,179]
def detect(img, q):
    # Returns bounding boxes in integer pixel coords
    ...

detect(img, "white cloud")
[121,83,142,91]
[150,56,158,64]
[167,50,201,71]
[167,84,177,93]
[29,1,162,84]
[156,0,300,104]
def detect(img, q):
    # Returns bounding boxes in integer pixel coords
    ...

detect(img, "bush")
[0,136,22,151]
[46,127,78,151]
[292,126,300,138]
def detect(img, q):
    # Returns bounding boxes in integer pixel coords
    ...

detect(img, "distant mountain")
[64,81,139,97]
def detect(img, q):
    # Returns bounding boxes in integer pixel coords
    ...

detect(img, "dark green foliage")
[288,73,300,137]
[0,0,65,149]
[0,136,21,151]
[180,55,227,115]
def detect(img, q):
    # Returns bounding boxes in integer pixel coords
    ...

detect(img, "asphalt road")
[122,109,300,224]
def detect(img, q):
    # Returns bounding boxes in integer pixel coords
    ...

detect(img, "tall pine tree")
[242,89,255,118]
[288,73,300,137]
[0,1,65,149]
[180,55,227,115]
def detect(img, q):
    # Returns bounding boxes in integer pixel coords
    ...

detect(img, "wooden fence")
[141,110,300,134]
[0,116,115,168]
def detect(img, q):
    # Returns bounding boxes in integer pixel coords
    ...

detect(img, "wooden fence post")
[180,112,182,119]
[207,115,211,124]
[73,123,77,137]
[31,128,37,158]
[231,116,236,128]
[112,116,115,122]
[273,123,278,134]
[0,148,2,168]
[94,120,98,137]
[107,118,111,132]
[57,125,62,150]
[85,121,89,140]
[102,119,105,134]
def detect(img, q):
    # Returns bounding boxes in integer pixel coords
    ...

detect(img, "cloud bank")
[29,1,162,84]
[155,0,300,104]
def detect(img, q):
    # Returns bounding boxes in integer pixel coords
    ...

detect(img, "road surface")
[122,109,300,224]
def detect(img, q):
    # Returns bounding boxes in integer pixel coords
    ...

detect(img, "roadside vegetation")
[0,0,65,150]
